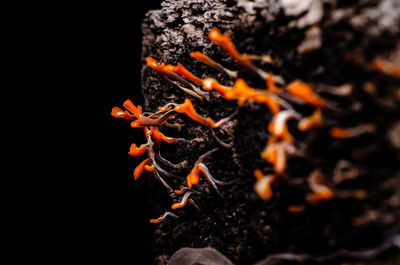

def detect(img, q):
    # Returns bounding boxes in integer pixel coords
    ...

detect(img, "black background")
[85,1,162,264]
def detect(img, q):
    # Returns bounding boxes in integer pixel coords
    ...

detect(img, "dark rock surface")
[140,0,400,264]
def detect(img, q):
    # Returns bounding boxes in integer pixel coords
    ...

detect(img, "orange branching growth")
[208,28,243,63]
[208,28,264,77]
[174,98,221,128]
[187,163,202,188]
[149,212,179,224]
[111,106,136,120]
[111,100,182,184]
[171,192,194,209]
[146,57,202,85]
[268,110,298,142]
[190,51,223,70]
[261,138,294,174]
[329,123,376,139]
[307,170,335,205]
[151,127,179,145]
[174,187,191,195]
[202,77,280,114]
[112,99,175,128]
[371,58,400,77]
[186,158,212,188]
[184,148,222,195]
[128,143,148,157]
[287,81,325,107]
[208,28,285,83]
[298,108,322,131]
[190,51,238,78]
[253,169,277,200]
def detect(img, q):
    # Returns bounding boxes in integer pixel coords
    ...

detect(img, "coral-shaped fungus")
[112,27,397,223]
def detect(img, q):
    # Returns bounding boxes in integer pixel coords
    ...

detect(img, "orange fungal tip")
[208,28,223,42]
[149,212,178,223]
[253,169,264,181]
[190,51,236,78]
[174,98,219,128]
[111,107,126,118]
[171,192,193,210]
[151,127,178,145]
[207,28,242,63]
[158,105,171,111]
[268,111,297,142]
[171,203,182,209]
[307,170,335,205]
[146,57,203,85]
[371,58,400,77]
[329,124,376,139]
[146,57,159,70]
[128,143,147,157]
[298,108,322,131]
[288,205,305,213]
[266,73,280,92]
[189,51,218,68]
[111,105,136,120]
[254,173,277,200]
[123,100,142,117]
[174,189,186,195]
[329,127,347,139]
[133,159,150,180]
[144,165,155,172]
[287,80,325,107]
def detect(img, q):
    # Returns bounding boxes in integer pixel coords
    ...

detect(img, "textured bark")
[140,0,400,264]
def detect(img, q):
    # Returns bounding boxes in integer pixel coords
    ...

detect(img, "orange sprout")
[202,78,235,98]
[171,192,193,209]
[146,57,202,85]
[174,187,191,195]
[266,73,281,92]
[187,164,201,188]
[329,123,376,139]
[186,160,217,189]
[298,108,322,131]
[128,143,148,157]
[233,79,280,113]
[133,159,151,180]
[113,99,176,128]
[267,110,297,142]
[144,165,155,172]
[184,148,222,194]
[261,138,295,174]
[306,170,335,205]
[190,51,238,78]
[149,212,179,224]
[202,77,280,114]
[151,127,179,145]
[208,28,283,83]
[371,58,400,77]
[253,169,277,200]
[174,98,220,128]
[287,80,325,107]
[208,28,242,62]
[111,107,136,120]
[190,51,223,69]
[287,205,305,213]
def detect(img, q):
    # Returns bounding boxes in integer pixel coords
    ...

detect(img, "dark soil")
[135,0,400,264]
